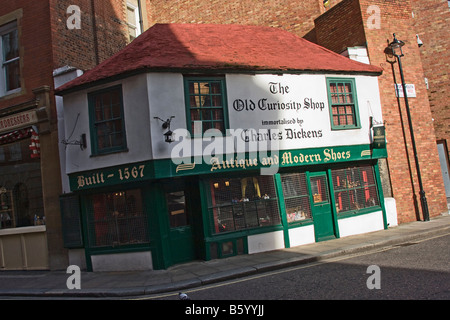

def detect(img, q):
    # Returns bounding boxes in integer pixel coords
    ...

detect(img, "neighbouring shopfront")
[0,106,49,270]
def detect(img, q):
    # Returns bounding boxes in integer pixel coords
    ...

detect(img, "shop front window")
[208,175,281,234]
[86,189,149,248]
[0,135,43,229]
[331,165,380,215]
[280,172,312,223]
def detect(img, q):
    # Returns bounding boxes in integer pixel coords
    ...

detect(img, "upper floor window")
[326,78,360,130]
[0,21,21,96]
[184,77,228,136]
[88,85,127,155]
[126,1,142,42]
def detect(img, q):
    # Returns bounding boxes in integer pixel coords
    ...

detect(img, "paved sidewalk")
[1,214,449,298]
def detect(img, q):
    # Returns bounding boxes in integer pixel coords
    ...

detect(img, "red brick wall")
[411,0,450,161]
[50,0,130,71]
[147,0,325,38]
[314,0,366,54]
[0,0,54,110]
[358,0,447,222]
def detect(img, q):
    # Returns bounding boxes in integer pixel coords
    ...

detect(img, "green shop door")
[165,189,196,265]
[308,172,336,242]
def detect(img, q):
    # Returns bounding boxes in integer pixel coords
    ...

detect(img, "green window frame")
[326,78,360,130]
[184,77,229,136]
[88,85,127,155]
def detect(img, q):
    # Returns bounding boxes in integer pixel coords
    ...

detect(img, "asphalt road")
[146,233,450,300]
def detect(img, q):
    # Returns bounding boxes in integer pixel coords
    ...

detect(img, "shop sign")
[70,163,148,191]
[0,110,39,134]
[69,144,387,191]
[172,144,387,175]
[372,126,386,149]
[226,75,330,151]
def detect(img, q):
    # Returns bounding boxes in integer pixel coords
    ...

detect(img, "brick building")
[410,0,450,202]
[0,0,152,270]
[145,0,449,223]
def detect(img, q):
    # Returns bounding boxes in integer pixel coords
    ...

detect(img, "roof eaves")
[56,65,382,96]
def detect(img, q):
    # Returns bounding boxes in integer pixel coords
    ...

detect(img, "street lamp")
[388,33,430,221]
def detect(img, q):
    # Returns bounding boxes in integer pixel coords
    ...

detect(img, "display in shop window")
[208,176,281,234]
[280,172,312,223]
[86,189,149,247]
[332,165,380,214]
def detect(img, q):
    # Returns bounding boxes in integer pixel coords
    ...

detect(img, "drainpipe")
[137,0,144,34]
[91,0,100,65]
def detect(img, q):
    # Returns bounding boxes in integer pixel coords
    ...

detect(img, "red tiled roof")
[56,23,382,94]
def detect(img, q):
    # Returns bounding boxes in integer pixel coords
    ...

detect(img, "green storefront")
[60,143,388,271]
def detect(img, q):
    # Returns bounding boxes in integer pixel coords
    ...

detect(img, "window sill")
[90,147,129,158]
[337,206,382,219]
[331,125,361,131]
[0,87,23,100]
[288,219,314,228]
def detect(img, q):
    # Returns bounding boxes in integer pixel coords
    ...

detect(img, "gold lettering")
[210,157,222,171]
[77,176,85,189]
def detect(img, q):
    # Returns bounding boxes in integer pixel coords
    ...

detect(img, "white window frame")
[126,2,141,42]
[0,20,21,97]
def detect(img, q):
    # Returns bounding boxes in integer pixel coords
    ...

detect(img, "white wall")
[248,230,285,254]
[225,74,383,151]
[337,211,384,238]
[62,72,384,174]
[288,224,315,247]
[63,74,152,174]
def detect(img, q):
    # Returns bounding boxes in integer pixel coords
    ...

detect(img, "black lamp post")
[388,33,430,221]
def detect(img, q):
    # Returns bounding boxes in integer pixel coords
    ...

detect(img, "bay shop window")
[280,172,312,223]
[207,175,281,234]
[206,164,381,236]
[331,165,380,215]
[85,189,149,248]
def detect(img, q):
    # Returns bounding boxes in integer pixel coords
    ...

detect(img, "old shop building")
[57,23,390,271]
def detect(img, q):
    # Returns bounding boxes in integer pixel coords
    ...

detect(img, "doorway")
[165,188,196,265]
[437,140,450,200]
[308,171,336,242]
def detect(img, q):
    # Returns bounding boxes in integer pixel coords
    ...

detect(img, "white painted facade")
[62,72,384,174]
[59,71,389,269]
